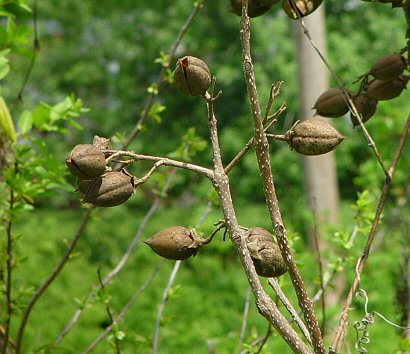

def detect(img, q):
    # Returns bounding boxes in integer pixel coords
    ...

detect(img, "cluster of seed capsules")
[229,0,410,19]
[66,142,135,207]
[313,53,409,126]
[144,226,288,278]
[229,0,323,19]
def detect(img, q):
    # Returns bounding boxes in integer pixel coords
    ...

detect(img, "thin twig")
[122,1,206,150]
[311,224,360,305]
[331,112,410,353]
[225,100,286,174]
[15,207,93,354]
[104,150,214,180]
[311,202,326,337]
[81,262,164,354]
[152,260,181,354]
[255,324,273,354]
[97,268,120,354]
[263,81,285,123]
[13,0,39,105]
[237,287,251,353]
[55,168,178,345]
[268,278,312,346]
[240,2,325,352]
[238,324,272,354]
[2,188,14,354]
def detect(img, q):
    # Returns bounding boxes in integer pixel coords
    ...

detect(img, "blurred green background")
[1,0,410,353]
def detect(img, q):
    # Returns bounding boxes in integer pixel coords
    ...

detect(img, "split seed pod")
[144,226,199,260]
[246,227,287,278]
[66,144,106,180]
[349,92,378,127]
[83,170,134,207]
[174,56,211,96]
[283,0,323,19]
[368,53,407,80]
[313,88,350,118]
[367,75,409,101]
[285,119,346,156]
[230,0,279,17]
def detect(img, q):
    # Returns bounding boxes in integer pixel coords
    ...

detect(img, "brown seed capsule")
[282,0,323,19]
[83,170,134,207]
[77,178,93,195]
[285,119,346,156]
[313,88,350,118]
[93,135,111,150]
[246,227,287,278]
[66,144,106,180]
[368,53,407,80]
[349,92,378,127]
[174,56,211,96]
[367,75,409,101]
[230,0,279,17]
[144,226,197,260]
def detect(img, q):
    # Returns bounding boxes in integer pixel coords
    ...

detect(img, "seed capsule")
[246,227,287,278]
[349,92,378,127]
[285,119,346,156]
[313,88,350,118]
[77,178,93,195]
[368,53,407,80]
[66,144,106,180]
[83,171,134,207]
[174,56,211,96]
[367,75,409,101]
[283,0,323,19]
[230,0,279,17]
[144,226,198,260]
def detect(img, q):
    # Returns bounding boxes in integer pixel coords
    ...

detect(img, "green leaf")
[0,96,16,142]
[154,50,169,67]
[115,330,126,341]
[18,110,33,134]
[0,51,10,80]
[148,102,166,123]
[147,83,158,95]
[18,3,32,13]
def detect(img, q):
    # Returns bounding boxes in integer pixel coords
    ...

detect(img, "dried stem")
[55,168,178,345]
[152,260,181,354]
[331,112,410,353]
[2,188,14,354]
[240,2,325,353]
[82,262,164,354]
[237,287,251,353]
[268,278,312,346]
[122,1,206,149]
[15,208,93,354]
[205,73,312,353]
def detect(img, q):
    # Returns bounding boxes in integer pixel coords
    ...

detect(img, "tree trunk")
[294,5,344,310]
